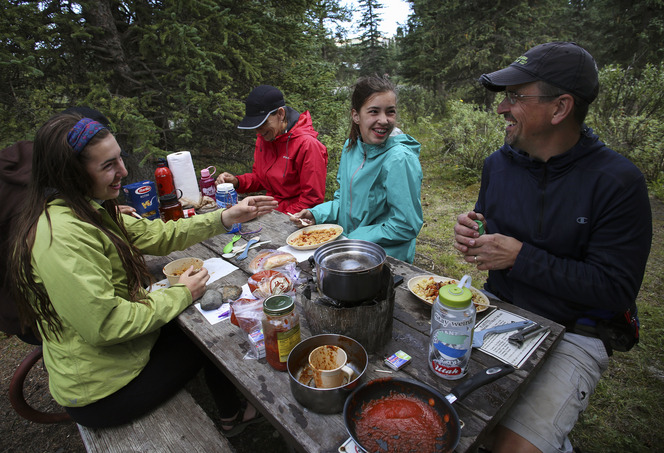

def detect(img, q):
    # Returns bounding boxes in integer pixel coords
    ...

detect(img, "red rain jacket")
[237,110,328,214]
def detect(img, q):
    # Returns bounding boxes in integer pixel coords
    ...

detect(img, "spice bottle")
[429,275,476,380]
[154,158,175,197]
[215,183,241,233]
[199,166,217,199]
[262,295,301,371]
[158,191,184,222]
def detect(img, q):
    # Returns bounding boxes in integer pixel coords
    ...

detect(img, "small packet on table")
[385,350,411,371]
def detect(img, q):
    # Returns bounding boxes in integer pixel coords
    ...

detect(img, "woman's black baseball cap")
[479,42,599,104]
[238,85,286,129]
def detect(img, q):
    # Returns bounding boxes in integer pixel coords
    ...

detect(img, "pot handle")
[446,364,515,404]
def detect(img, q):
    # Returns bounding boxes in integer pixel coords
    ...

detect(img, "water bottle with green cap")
[429,275,476,380]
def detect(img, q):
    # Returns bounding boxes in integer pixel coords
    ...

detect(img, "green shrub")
[588,64,664,186]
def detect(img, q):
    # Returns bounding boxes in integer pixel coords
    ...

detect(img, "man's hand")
[454,211,522,270]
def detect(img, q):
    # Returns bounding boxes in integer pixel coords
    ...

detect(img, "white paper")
[474,309,550,368]
[278,245,315,263]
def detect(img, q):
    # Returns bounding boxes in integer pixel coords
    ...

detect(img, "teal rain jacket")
[310,133,423,263]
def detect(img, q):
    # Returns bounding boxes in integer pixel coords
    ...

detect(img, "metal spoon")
[222,234,242,253]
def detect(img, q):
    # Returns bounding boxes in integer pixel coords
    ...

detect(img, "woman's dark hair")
[9,113,153,341]
[348,75,397,149]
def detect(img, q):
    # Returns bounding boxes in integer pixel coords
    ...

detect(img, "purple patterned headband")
[67,118,107,154]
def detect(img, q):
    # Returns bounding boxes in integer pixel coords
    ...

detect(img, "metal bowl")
[287,334,368,414]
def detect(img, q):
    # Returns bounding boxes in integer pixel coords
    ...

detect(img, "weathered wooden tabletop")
[144,210,564,453]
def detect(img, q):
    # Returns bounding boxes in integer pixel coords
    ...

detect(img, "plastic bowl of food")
[163,257,204,285]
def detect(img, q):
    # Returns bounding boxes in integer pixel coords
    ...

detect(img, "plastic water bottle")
[199,166,217,199]
[429,275,476,380]
[215,183,241,233]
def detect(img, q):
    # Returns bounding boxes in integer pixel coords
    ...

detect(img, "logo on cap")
[514,56,528,65]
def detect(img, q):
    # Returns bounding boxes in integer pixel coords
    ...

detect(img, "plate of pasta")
[407,275,490,312]
[286,224,344,250]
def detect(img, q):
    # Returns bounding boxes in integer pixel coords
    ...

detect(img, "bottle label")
[276,324,301,363]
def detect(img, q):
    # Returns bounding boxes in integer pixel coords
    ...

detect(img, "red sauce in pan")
[355,392,446,452]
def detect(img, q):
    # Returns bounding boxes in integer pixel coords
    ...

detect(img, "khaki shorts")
[498,333,609,453]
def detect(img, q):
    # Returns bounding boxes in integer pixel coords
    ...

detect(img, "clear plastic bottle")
[429,277,476,380]
[261,295,301,371]
[215,183,241,233]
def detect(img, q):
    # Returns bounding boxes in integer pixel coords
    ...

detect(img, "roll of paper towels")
[167,151,200,204]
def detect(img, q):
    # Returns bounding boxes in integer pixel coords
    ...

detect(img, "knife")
[472,320,534,348]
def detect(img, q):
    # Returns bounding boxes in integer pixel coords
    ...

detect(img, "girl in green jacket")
[10,112,275,433]
[289,76,423,263]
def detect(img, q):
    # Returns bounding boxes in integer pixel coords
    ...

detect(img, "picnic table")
[143,210,564,453]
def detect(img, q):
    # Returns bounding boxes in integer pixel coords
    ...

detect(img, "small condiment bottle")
[158,192,184,222]
[261,295,301,371]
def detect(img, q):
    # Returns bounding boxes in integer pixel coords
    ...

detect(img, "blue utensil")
[236,237,259,261]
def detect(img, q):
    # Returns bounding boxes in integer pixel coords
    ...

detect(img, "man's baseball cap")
[479,42,599,104]
[238,85,286,129]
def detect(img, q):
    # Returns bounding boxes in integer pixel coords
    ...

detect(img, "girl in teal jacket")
[10,113,276,430]
[290,76,423,263]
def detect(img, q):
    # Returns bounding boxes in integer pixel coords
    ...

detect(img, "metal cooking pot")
[287,334,368,414]
[312,240,386,304]
[343,365,515,453]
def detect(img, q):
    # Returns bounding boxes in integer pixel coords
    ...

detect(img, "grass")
[413,145,664,452]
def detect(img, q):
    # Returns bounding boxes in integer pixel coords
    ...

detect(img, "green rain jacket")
[310,133,423,263]
[31,199,226,407]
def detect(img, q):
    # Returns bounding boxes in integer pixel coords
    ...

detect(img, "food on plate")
[412,276,488,310]
[288,227,340,247]
[248,270,293,299]
[249,249,297,273]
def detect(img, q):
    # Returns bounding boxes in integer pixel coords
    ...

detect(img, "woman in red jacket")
[216,85,328,214]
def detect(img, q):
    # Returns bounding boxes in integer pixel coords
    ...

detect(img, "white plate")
[407,275,490,312]
[286,224,344,250]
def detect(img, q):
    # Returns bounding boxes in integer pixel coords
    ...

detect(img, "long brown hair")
[348,75,397,149]
[9,113,153,341]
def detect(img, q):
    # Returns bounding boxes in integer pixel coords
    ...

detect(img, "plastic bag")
[230,298,264,334]
[247,270,294,299]
[248,249,297,273]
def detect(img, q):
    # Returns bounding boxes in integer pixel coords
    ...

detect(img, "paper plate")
[286,224,344,251]
[407,275,490,312]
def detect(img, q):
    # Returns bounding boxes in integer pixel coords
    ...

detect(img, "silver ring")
[474,255,478,262]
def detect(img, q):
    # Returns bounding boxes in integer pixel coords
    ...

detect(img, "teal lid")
[263,295,294,316]
[438,285,472,308]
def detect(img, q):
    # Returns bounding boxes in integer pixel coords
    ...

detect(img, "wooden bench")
[77,388,234,453]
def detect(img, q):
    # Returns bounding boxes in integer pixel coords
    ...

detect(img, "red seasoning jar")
[158,192,184,222]
[261,295,301,371]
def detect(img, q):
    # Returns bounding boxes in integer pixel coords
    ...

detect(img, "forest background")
[2,0,663,451]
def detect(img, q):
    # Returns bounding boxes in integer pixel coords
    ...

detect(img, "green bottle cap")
[438,285,472,309]
[263,295,294,316]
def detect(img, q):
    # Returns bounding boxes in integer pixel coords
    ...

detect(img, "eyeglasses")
[504,91,564,105]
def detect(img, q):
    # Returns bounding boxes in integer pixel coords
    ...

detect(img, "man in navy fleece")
[454,42,652,453]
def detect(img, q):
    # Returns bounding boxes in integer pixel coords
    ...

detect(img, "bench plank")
[77,388,233,453]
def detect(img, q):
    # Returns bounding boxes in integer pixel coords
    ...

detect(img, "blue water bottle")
[216,183,241,233]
